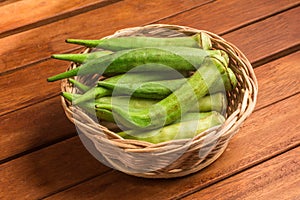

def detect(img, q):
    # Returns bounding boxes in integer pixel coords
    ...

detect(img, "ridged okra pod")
[62,91,227,124]
[66,32,212,50]
[47,47,226,82]
[117,111,225,144]
[52,50,113,63]
[98,68,236,99]
[73,71,187,104]
[61,92,114,122]
[68,78,90,92]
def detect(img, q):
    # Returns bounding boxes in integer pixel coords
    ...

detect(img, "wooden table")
[1,0,299,199]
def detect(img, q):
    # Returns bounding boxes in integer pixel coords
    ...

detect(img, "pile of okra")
[48,32,237,144]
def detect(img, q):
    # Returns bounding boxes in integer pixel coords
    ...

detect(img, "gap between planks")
[0,0,123,39]
[182,147,300,200]
[176,143,300,200]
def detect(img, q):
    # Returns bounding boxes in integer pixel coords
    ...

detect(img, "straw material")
[61,24,258,178]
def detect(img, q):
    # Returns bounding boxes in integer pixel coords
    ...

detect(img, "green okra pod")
[73,71,187,104]
[99,78,187,99]
[52,50,113,63]
[61,92,115,122]
[62,92,227,122]
[66,33,212,50]
[68,78,90,92]
[47,47,226,82]
[72,86,112,105]
[98,92,227,114]
[117,111,225,144]
[98,69,236,100]
[96,55,228,129]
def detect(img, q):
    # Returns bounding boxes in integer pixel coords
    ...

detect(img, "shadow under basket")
[61,24,258,178]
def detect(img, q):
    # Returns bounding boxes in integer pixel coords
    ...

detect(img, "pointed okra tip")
[51,54,66,60]
[65,38,77,44]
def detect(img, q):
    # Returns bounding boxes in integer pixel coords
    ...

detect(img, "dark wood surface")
[0,0,299,199]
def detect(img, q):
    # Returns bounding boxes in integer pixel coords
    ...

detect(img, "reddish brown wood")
[158,0,300,35]
[254,51,300,110]
[184,148,300,200]
[0,0,118,36]
[0,137,109,200]
[0,96,75,161]
[0,0,21,7]
[0,1,299,199]
[162,4,300,63]
[1,8,299,117]
[222,7,300,64]
[43,94,300,200]
[0,0,212,73]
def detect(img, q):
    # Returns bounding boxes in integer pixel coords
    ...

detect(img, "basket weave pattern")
[61,24,258,178]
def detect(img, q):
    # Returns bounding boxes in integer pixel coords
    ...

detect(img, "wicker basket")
[61,24,258,178]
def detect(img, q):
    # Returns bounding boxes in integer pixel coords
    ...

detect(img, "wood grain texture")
[222,7,300,65]
[254,51,300,110]
[0,96,75,161]
[0,137,109,200]
[43,94,300,200]
[1,7,299,117]
[158,0,300,35]
[0,0,212,73]
[184,148,300,200]
[0,0,119,37]
[161,5,300,65]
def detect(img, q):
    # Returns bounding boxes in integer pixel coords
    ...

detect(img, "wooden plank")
[254,51,300,110]
[0,136,109,200]
[0,49,299,164]
[0,96,75,161]
[222,9,300,66]
[1,7,299,117]
[43,94,300,200]
[0,59,64,116]
[0,0,120,37]
[158,0,300,35]
[161,4,300,65]
[183,148,300,200]
[0,0,21,7]
[0,0,212,74]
